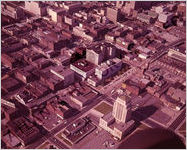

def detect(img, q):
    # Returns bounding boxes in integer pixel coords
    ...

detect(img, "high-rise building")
[124,1,152,16]
[25,1,47,16]
[1,2,24,20]
[116,1,125,8]
[113,96,132,123]
[86,42,116,65]
[106,7,120,23]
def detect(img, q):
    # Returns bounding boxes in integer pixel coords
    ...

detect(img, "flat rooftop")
[93,101,113,116]
[72,59,95,72]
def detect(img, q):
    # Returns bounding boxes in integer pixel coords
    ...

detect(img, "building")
[32,58,52,69]
[63,2,82,12]
[25,1,47,16]
[1,2,24,20]
[99,95,135,140]
[15,65,37,84]
[167,87,186,104]
[22,48,43,63]
[86,48,104,66]
[136,46,152,55]
[53,55,70,66]
[106,7,120,23]
[46,100,72,119]
[155,6,169,14]
[50,66,75,87]
[39,69,64,91]
[113,96,132,123]
[70,59,95,79]
[7,117,40,146]
[116,37,133,51]
[168,48,186,63]
[123,1,152,16]
[95,58,122,80]
[122,79,146,95]
[61,117,96,144]
[2,104,21,121]
[1,53,17,69]
[87,57,122,87]
[137,13,154,24]
[158,12,174,24]
[177,3,186,17]
[86,42,116,65]
[70,86,98,108]
[2,77,21,93]
[99,112,135,139]
[37,29,69,51]
[48,7,65,22]
[91,101,113,118]
[116,1,125,8]
[20,35,38,46]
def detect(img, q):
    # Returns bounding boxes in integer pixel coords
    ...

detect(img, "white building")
[48,7,65,22]
[95,58,122,80]
[113,95,132,123]
[25,1,47,16]
[158,12,174,23]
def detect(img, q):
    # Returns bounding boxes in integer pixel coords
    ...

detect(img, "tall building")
[106,7,120,23]
[25,1,47,16]
[86,49,104,65]
[113,96,132,123]
[124,1,152,16]
[1,2,24,20]
[86,42,116,65]
[116,1,125,8]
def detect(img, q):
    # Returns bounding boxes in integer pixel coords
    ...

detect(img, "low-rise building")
[15,65,37,84]
[48,6,65,23]
[95,58,122,80]
[46,101,72,119]
[50,66,75,87]
[2,2,24,20]
[61,117,96,144]
[1,53,18,69]
[99,111,135,139]
[7,117,40,146]
[2,77,21,93]
[122,79,146,96]
[158,12,174,23]
[137,13,154,24]
[70,59,95,79]
[37,29,69,51]
[70,88,98,108]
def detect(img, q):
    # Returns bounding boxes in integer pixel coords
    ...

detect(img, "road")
[168,108,186,131]
[100,67,137,95]
[132,110,165,129]
[26,94,105,149]
[26,38,185,149]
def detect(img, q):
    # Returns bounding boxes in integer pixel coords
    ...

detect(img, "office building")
[95,58,122,80]
[25,1,47,16]
[1,2,24,20]
[106,7,120,23]
[86,42,116,65]
[113,96,132,123]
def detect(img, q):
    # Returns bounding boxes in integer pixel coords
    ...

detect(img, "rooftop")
[71,59,95,72]
[94,101,113,116]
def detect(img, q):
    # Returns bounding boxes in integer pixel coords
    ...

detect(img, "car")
[113,136,120,141]
[111,90,115,94]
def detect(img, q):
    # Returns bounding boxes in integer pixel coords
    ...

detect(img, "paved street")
[26,94,105,149]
